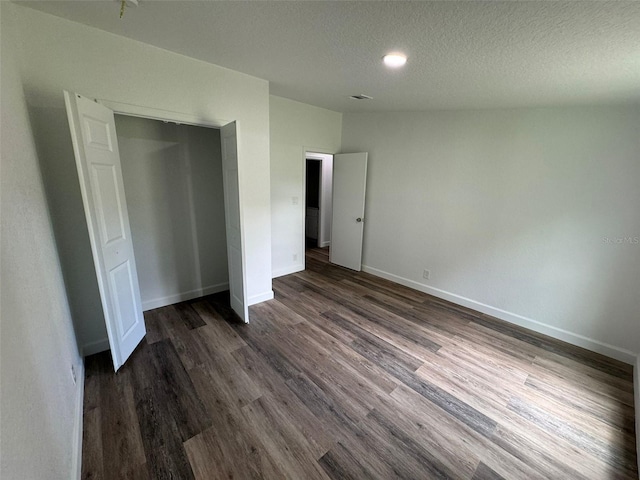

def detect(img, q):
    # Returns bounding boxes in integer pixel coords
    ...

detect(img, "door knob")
[356,217,363,223]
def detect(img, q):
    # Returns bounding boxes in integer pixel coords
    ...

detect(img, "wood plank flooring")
[82,247,637,479]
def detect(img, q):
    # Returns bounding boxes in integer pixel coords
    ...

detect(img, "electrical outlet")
[292,196,299,205]
[293,253,298,262]
[423,269,430,280]
[70,364,77,385]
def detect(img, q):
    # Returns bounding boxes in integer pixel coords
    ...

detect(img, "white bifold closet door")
[220,122,249,322]
[64,91,146,371]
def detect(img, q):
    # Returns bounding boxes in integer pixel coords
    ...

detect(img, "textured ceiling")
[17,1,640,112]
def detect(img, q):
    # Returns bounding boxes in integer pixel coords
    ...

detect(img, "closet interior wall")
[115,115,228,311]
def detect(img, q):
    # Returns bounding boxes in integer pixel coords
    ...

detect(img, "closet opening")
[115,114,229,312]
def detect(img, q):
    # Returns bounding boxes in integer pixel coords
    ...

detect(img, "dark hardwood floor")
[82,248,637,479]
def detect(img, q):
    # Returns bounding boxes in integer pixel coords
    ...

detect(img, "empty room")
[2,1,639,479]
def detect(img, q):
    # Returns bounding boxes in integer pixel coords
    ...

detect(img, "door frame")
[303,148,335,270]
[100,99,230,130]
[99,98,249,320]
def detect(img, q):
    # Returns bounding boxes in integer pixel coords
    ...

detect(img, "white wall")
[0,4,84,478]
[116,116,228,311]
[270,95,342,277]
[15,5,272,351]
[342,106,640,362]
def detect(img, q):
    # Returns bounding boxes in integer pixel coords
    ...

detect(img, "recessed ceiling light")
[383,53,407,68]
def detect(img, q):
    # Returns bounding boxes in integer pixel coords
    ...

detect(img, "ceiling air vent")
[350,94,373,100]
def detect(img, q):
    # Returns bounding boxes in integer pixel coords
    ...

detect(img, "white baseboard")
[248,290,274,305]
[142,283,229,311]
[635,357,640,475]
[82,338,110,357]
[320,241,330,248]
[272,264,304,279]
[362,264,636,365]
[71,360,85,480]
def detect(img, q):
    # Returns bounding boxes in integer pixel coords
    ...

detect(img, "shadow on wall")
[186,125,229,290]
[27,101,107,352]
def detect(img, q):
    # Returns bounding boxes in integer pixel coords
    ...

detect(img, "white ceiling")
[17,0,640,112]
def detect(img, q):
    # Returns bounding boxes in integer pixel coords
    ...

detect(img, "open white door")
[220,122,249,322]
[64,91,145,371]
[330,153,368,271]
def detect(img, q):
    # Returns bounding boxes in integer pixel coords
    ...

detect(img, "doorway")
[303,151,368,273]
[305,158,321,249]
[304,152,334,256]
